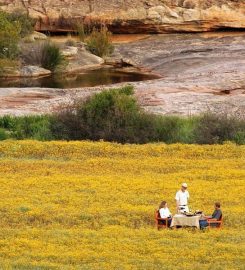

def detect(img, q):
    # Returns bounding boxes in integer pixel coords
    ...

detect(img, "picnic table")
[170,214,201,229]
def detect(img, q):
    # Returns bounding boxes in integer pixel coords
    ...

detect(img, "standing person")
[158,201,172,227]
[175,183,190,213]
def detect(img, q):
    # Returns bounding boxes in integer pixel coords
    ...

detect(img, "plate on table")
[194,210,203,215]
[184,213,195,217]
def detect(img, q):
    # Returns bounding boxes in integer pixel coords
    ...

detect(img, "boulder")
[20,66,51,77]
[61,46,78,57]
[30,31,48,41]
[66,50,104,72]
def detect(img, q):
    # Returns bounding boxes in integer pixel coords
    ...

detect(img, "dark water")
[0,68,158,89]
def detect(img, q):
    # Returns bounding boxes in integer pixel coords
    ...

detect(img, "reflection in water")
[0,68,158,89]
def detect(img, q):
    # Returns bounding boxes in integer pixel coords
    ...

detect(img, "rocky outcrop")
[1,1,245,33]
[1,32,244,116]
[20,66,51,77]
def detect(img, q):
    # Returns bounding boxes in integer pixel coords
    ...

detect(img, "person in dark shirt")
[199,202,222,229]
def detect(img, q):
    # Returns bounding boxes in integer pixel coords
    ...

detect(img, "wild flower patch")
[0,141,244,269]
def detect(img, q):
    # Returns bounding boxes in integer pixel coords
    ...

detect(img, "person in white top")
[159,201,172,227]
[175,183,190,213]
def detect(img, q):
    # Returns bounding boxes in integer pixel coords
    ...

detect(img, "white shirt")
[159,207,172,218]
[175,190,190,206]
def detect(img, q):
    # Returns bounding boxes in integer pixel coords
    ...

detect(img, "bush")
[41,42,66,72]
[86,26,114,57]
[21,42,44,66]
[79,86,151,143]
[152,116,185,143]
[0,115,54,141]
[7,10,35,37]
[21,42,66,72]
[0,128,8,140]
[51,102,84,141]
[0,59,20,76]
[74,22,87,42]
[194,113,245,144]
[50,87,245,144]
[234,131,245,145]
[0,115,16,129]
[0,11,21,59]
[1,87,245,145]
[51,85,155,143]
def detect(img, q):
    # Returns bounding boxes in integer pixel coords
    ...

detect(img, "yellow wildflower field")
[0,140,244,269]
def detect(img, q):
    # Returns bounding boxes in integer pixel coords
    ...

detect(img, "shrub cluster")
[0,10,34,60]
[74,22,91,42]
[0,115,53,141]
[21,41,66,72]
[86,26,114,58]
[7,10,35,38]
[1,86,244,144]
[0,10,34,76]
[0,11,21,59]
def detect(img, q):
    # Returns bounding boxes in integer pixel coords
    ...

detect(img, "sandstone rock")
[25,31,48,42]
[66,50,104,73]
[31,31,48,40]
[182,9,200,21]
[20,66,51,77]
[1,1,245,33]
[61,46,78,57]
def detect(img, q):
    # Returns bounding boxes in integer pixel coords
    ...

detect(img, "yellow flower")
[0,140,244,269]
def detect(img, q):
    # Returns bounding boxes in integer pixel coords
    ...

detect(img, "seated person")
[199,202,222,229]
[158,201,172,227]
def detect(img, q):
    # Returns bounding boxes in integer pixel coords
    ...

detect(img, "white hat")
[182,183,188,188]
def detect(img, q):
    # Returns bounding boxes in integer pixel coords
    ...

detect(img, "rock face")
[1,32,244,117]
[1,1,245,33]
[20,66,51,77]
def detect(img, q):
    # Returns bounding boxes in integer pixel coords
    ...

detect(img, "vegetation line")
[0,86,244,144]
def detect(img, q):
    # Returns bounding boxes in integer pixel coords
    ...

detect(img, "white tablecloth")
[170,214,200,228]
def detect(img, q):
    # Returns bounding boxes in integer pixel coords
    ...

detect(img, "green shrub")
[1,87,245,145]
[0,115,53,141]
[234,131,245,145]
[50,87,245,144]
[0,128,8,140]
[21,42,66,72]
[0,11,21,59]
[194,113,245,144]
[86,26,114,57]
[50,100,84,141]
[0,59,20,76]
[51,85,153,143]
[14,115,54,141]
[0,115,16,129]
[153,115,198,144]
[41,42,66,72]
[153,116,183,143]
[7,10,35,37]
[178,116,199,144]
